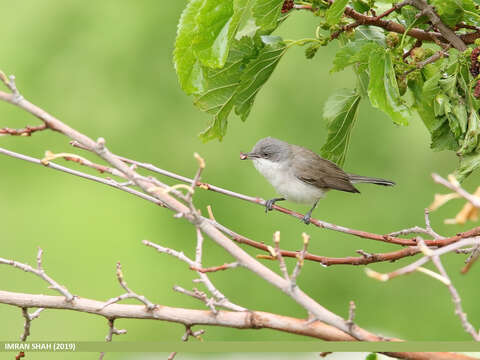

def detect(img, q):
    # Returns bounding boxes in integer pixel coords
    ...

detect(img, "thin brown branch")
[0,123,47,136]
[340,3,478,46]
[1,73,478,346]
[373,1,409,20]
[366,238,480,281]
[69,139,480,249]
[190,262,240,273]
[407,0,466,51]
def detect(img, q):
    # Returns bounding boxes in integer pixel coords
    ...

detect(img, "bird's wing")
[292,146,360,193]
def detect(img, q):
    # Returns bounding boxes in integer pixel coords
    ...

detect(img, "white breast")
[253,158,326,204]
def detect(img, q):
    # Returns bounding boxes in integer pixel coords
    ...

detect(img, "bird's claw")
[302,214,311,225]
[265,199,275,213]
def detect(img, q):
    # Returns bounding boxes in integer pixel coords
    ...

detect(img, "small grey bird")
[240,137,395,224]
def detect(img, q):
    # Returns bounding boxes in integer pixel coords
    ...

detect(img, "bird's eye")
[262,152,269,158]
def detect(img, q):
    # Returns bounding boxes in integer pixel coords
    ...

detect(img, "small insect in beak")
[240,152,249,160]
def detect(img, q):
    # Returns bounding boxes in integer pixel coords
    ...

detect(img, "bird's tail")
[348,174,395,186]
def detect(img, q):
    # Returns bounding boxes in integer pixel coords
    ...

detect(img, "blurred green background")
[1,0,479,358]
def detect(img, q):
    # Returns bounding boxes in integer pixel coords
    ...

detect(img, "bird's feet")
[302,213,311,225]
[264,198,285,213]
[265,199,276,213]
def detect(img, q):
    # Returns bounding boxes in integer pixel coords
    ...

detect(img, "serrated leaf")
[326,0,349,25]
[368,48,411,125]
[458,110,480,155]
[253,0,285,32]
[234,35,287,120]
[352,0,370,13]
[195,36,287,141]
[175,0,260,93]
[455,152,480,182]
[331,40,380,72]
[174,0,207,94]
[431,120,459,151]
[194,0,235,68]
[431,0,464,27]
[195,37,257,141]
[320,88,361,166]
[354,25,386,45]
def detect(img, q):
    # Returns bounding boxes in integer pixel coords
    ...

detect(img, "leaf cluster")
[174,0,480,179]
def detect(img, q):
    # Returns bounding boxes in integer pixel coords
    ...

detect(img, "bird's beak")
[240,152,259,160]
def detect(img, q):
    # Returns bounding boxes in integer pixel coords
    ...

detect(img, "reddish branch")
[0,123,47,136]
[322,0,480,47]
[69,137,480,261]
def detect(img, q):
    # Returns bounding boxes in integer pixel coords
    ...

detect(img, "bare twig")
[105,318,127,342]
[1,72,479,346]
[345,301,356,332]
[290,233,310,288]
[186,153,205,203]
[100,262,156,310]
[430,255,480,341]
[190,262,240,273]
[20,307,45,341]
[366,237,480,340]
[407,0,466,51]
[366,237,480,281]
[143,240,245,312]
[432,173,480,208]
[0,123,47,136]
[0,248,74,302]
[461,245,480,274]
[274,231,290,281]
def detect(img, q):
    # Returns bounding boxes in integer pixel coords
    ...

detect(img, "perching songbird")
[240,137,395,224]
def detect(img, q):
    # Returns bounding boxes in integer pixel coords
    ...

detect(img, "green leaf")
[252,0,285,32]
[174,0,207,94]
[175,0,259,93]
[234,35,287,120]
[326,0,349,25]
[352,0,370,13]
[365,354,378,360]
[320,88,362,166]
[195,37,257,141]
[431,0,464,27]
[455,151,480,182]
[195,36,287,141]
[194,0,235,68]
[331,40,380,72]
[354,25,386,45]
[458,110,480,155]
[368,48,411,125]
[431,120,459,151]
